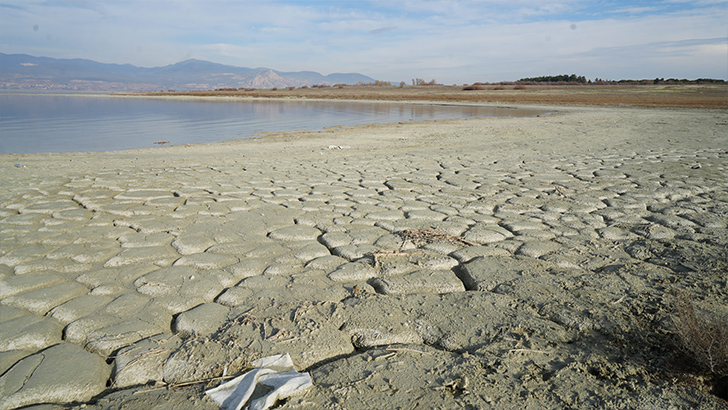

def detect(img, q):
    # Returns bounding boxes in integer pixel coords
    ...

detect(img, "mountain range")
[0,53,375,91]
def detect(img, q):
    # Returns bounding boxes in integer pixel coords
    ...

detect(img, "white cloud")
[611,6,663,14]
[696,42,728,56]
[1,0,726,82]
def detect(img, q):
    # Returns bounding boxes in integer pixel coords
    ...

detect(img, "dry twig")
[132,374,240,395]
[385,347,436,357]
[508,348,548,354]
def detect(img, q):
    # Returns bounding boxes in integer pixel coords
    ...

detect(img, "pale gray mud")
[1,106,726,409]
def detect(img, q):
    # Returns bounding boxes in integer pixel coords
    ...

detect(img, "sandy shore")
[1,104,727,409]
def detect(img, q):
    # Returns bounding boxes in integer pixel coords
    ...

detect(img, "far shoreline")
[3,82,726,109]
[1,89,559,113]
[125,83,728,109]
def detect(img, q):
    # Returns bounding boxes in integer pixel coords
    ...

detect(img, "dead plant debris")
[397,228,477,247]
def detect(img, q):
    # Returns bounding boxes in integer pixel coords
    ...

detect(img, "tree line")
[517,74,725,85]
[518,74,587,83]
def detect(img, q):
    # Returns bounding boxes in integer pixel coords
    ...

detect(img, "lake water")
[0,94,544,154]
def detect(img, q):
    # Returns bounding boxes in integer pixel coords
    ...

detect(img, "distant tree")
[413,78,438,86]
[696,78,726,84]
[518,74,587,84]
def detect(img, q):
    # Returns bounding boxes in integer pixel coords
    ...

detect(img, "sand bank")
[1,105,727,409]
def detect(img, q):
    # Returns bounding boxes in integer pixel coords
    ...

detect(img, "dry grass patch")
[669,292,728,401]
[136,83,728,109]
[671,294,728,377]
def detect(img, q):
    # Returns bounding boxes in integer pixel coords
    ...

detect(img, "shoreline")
[129,83,728,109]
[1,105,727,409]
[1,88,565,109]
[1,93,553,157]
[5,81,727,110]
[1,112,557,159]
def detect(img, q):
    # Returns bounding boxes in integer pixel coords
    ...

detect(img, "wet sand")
[1,104,727,409]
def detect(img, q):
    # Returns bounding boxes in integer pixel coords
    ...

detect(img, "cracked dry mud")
[1,105,727,409]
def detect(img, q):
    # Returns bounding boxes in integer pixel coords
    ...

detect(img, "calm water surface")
[0,94,543,154]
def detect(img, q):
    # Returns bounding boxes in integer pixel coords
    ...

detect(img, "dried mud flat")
[1,103,727,409]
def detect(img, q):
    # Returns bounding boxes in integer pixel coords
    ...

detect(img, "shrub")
[514,85,527,90]
[492,85,506,90]
[671,293,728,377]
[463,84,484,91]
[413,78,438,86]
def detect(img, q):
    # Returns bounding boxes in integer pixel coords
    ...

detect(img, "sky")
[1,0,727,84]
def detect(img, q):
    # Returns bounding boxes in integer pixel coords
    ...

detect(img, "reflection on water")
[0,94,544,154]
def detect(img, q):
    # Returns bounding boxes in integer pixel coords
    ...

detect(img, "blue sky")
[1,0,726,83]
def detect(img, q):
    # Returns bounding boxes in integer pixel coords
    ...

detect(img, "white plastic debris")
[205,353,313,410]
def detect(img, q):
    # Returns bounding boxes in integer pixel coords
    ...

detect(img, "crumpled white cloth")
[205,354,313,410]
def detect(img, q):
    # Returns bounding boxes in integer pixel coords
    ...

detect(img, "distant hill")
[0,53,376,91]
